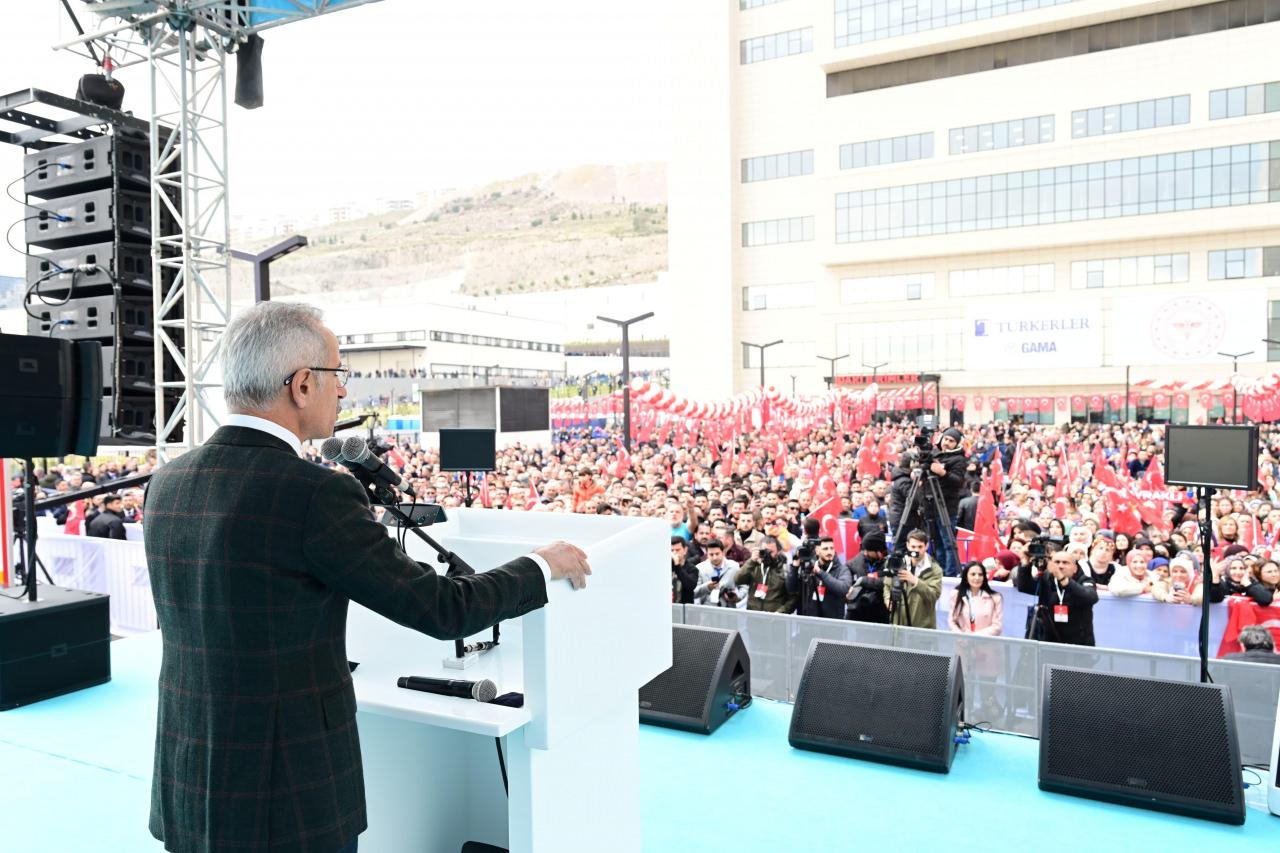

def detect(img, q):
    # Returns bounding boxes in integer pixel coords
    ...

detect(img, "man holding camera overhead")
[1014,541,1099,645]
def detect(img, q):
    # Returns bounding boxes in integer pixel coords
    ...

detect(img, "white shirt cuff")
[527,552,553,584]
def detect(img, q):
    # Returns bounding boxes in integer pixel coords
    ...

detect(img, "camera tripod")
[894,468,960,577]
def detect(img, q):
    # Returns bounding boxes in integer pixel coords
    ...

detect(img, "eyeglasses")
[283,366,350,388]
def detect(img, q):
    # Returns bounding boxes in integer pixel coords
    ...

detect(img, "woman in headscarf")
[1152,553,1201,605]
[1109,550,1154,597]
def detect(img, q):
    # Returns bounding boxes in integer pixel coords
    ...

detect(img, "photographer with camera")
[881,528,944,629]
[1014,540,1099,645]
[734,535,796,613]
[786,520,851,619]
[845,531,891,624]
[694,539,745,608]
[888,427,967,577]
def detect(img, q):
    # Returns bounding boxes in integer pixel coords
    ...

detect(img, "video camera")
[1027,534,1066,561]
[794,535,820,573]
[906,427,936,470]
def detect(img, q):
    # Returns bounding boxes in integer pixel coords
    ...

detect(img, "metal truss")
[51,0,382,460]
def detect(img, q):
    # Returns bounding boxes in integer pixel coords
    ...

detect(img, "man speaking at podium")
[143,302,591,853]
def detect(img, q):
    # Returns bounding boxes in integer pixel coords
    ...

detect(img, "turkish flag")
[856,446,880,480]
[836,517,861,560]
[1105,489,1143,536]
[1217,599,1280,656]
[810,494,844,541]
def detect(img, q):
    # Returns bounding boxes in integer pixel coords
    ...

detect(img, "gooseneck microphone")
[341,435,416,497]
[397,675,498,703]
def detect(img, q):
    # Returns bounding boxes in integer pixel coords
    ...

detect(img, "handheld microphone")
[397,675,498,702]
[341,435,416,497]
[320,436,346,464]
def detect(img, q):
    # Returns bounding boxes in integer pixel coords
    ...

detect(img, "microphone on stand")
[341,435,416,497]
[397,675,498,702]
[322,437,396,506]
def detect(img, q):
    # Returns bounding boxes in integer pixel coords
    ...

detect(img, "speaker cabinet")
[1039,666,1244,825]
[0,586,111,711]
[789,640,964,773]
[639,625,750,735]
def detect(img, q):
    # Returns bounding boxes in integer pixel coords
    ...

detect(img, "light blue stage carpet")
[637,698,1280,853]
[3,634,1278,852]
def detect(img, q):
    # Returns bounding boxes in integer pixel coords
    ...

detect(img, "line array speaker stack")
[788,640,964,772]
[639,625,751,735]
[1039,666,1245,824]
[21,127,181,443]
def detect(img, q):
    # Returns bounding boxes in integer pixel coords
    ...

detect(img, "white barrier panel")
[20,526,157,634]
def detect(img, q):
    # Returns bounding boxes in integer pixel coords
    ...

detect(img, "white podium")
[345,509,669,853]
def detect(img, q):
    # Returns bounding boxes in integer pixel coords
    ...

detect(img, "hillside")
[234,163,667,301]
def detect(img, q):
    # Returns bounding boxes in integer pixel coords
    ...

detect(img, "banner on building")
[1108,290,1267,365]
[964,299,1103,371]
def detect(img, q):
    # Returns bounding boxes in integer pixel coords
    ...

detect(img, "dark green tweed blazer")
[143,426,547,852]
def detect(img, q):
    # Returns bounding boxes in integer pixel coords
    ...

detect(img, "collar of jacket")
[205,425,299,456]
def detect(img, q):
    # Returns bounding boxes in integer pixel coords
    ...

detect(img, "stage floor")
[2,634,1277,852]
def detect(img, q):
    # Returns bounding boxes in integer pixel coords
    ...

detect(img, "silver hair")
[1237,625,1275,652]
[222,301,330,411]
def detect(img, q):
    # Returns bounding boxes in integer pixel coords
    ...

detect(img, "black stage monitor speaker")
[789,640,964,773]
[439,428,496,472]
[0,586,111,711]
[1039,666,1245,825]
[639,625,751,735]
[0,333,102,457]
[1164,424,1258,491]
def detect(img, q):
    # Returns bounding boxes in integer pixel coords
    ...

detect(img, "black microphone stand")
[360,476,501,668]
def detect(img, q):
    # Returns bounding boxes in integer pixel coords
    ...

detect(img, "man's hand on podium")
[535,541,592,590]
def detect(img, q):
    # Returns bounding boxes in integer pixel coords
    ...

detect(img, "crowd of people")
[13,417,1280,659]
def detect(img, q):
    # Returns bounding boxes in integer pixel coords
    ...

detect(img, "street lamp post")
[861,360,888,384]
[789,374,797,395]
[818,353,849,430]
[229,234,309,303]
[597,312,655,451]
[1218,350,1254,423]
[742,339,784,389]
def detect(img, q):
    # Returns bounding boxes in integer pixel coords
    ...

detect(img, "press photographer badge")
[1054,605,1069,623]
[816,583,825,602]
[754,583,767,599]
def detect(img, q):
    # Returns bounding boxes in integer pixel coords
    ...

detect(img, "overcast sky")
[0,0,671,276]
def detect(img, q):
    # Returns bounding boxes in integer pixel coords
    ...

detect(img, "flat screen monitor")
[439,428,496,472]
[1164,424,1257,491]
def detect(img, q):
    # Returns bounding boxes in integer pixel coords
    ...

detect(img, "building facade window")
[835,141,1280,244]
[834,0,1078,48]
[429,330,562,353]
[1070,253,1189,289]
[949,263,1054,297]
[743,149,814,183]
[742,281,817,310]
[742,215,815,247]
[1270,301,1280,362]
[430,363,563,381]
[1209,246,1280,279]
[1071,95,1190,138]
[741,0,787,8]
[741,341,816,368]
[840,133,934,169]
[839,272,935,303]
[1210,81,1280,120]
[949,115,1053,154]
[836,319,964,371]
[828,0,1280,97]
[740,27,812,64]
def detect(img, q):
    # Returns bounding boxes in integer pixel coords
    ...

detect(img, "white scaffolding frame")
[53,0,382,460]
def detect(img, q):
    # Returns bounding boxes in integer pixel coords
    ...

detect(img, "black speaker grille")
[793,643,952,759]
[1044,669,1236,806]
[639,626,726,719]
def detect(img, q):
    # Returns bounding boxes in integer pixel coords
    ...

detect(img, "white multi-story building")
[670,0,1280,424]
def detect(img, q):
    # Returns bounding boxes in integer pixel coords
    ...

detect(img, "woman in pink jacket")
[948,561,1004,635]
